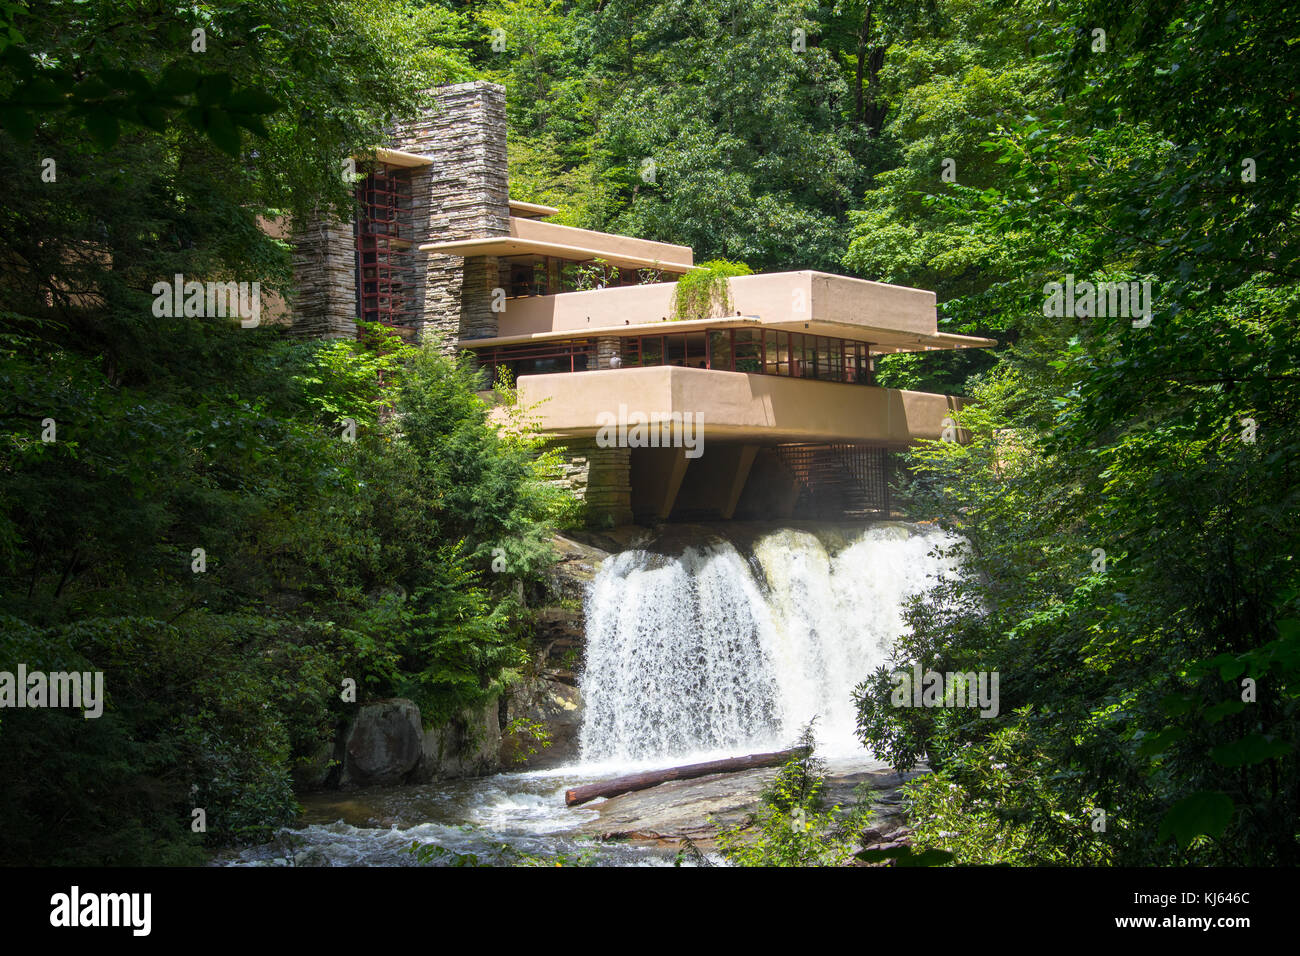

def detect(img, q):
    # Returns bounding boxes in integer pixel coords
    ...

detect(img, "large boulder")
[411,697,502,782]
[503,678,583,769]
[292,736,341,791]
[340,698,423,787]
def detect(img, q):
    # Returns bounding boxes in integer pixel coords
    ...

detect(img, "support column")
[391,81,510,351]
[669,443,758,519]
[595,336,621,369]
[290,216,357,338]
[585,444,633,528]
[733,447,800,520]
[719,444,758,519]
[631,447,690,522]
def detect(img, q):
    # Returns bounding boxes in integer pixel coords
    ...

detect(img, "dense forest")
[1,0,1296,867]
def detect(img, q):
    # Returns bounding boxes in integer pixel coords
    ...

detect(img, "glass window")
[666,333,688,367]
[854,344,871,384]
[686,332,708,369]
[620,338,641,368]
[820,337,841,381]
[765,332,780,374]
[641,336,664,366]
[708,330,732,370]
[795,334,814,378]
[734,330,762,373]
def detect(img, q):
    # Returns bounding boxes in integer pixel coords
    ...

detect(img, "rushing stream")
[218,522,961,866]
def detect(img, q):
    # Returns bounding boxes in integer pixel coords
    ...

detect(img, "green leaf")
[855,845,954,866]
[0,43,34,77]
[1157,792,1233,849]
[1137,726,1186,757]
[0,105,34,140]
[75,78,112,100]
[19,77,63,107]
[194,72,233,106]
[229,111,270,138]
[1209,734,1290,767]
[135,104,168,133]
[157,64,199,96]
[1202,700,1245,725]
[204,109,240,155]
[226,89,280,115]
[83,111,120,149]
[1217,656,1246,681]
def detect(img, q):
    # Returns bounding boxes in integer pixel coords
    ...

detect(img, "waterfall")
[577,523,963,765]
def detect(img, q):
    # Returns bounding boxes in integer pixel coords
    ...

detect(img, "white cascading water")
[578,524,963,765]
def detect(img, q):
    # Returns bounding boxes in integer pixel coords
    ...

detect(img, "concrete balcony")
[481,271,994,354]
[513,365,966,445]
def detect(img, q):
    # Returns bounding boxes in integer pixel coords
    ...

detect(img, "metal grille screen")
[774,443,893,518]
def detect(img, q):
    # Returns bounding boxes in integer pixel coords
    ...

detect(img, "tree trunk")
[564,747,806,807]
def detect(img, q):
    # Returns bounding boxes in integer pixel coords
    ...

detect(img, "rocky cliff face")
[499,532,614,770]
[300,696,505,791]
[293,532,610,792]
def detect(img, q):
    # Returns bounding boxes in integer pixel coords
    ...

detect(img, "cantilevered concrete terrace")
[420,216,696,274]
[471,267,987,524]
[512,365,968,445]
[461,271,994,355]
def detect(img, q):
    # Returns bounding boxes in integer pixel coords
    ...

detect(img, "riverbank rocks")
[340,699,423,787]
[292,737,340,791]
[411,697,502,781]
[543,532,615,603]
[328,696,506,789]
[503,678,583,768]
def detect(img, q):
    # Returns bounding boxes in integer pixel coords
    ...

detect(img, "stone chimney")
[291,213,358,339]
[291,80,510,346]
[393,81,510,348]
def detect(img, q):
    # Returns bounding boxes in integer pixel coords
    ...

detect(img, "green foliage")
[670,259,752,322]
[898,721,1114,866]
[475,0,884,268]
[0,0,569,865]
[0,2,281,154]
[501,716,553,765]
[562,257,619,291]
[715,724,872,867]
[855,0,1300,866]
[0,317,575,863]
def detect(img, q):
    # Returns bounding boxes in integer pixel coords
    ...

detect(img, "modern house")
[291,81,995,528]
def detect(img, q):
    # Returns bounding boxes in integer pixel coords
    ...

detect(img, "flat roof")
[355,147,433,168]
[419,236,697,273]
[509,199,560,218]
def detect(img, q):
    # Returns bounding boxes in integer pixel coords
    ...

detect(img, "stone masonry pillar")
[595,336,622,369]
[392,82,510,352]
[291,216,356,338]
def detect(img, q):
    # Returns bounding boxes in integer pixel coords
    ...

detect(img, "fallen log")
[564,747,807,807]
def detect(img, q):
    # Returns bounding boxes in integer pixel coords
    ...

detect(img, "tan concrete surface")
[420,217,696,272]
[515,365,969,445]
[483,271,995,353]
